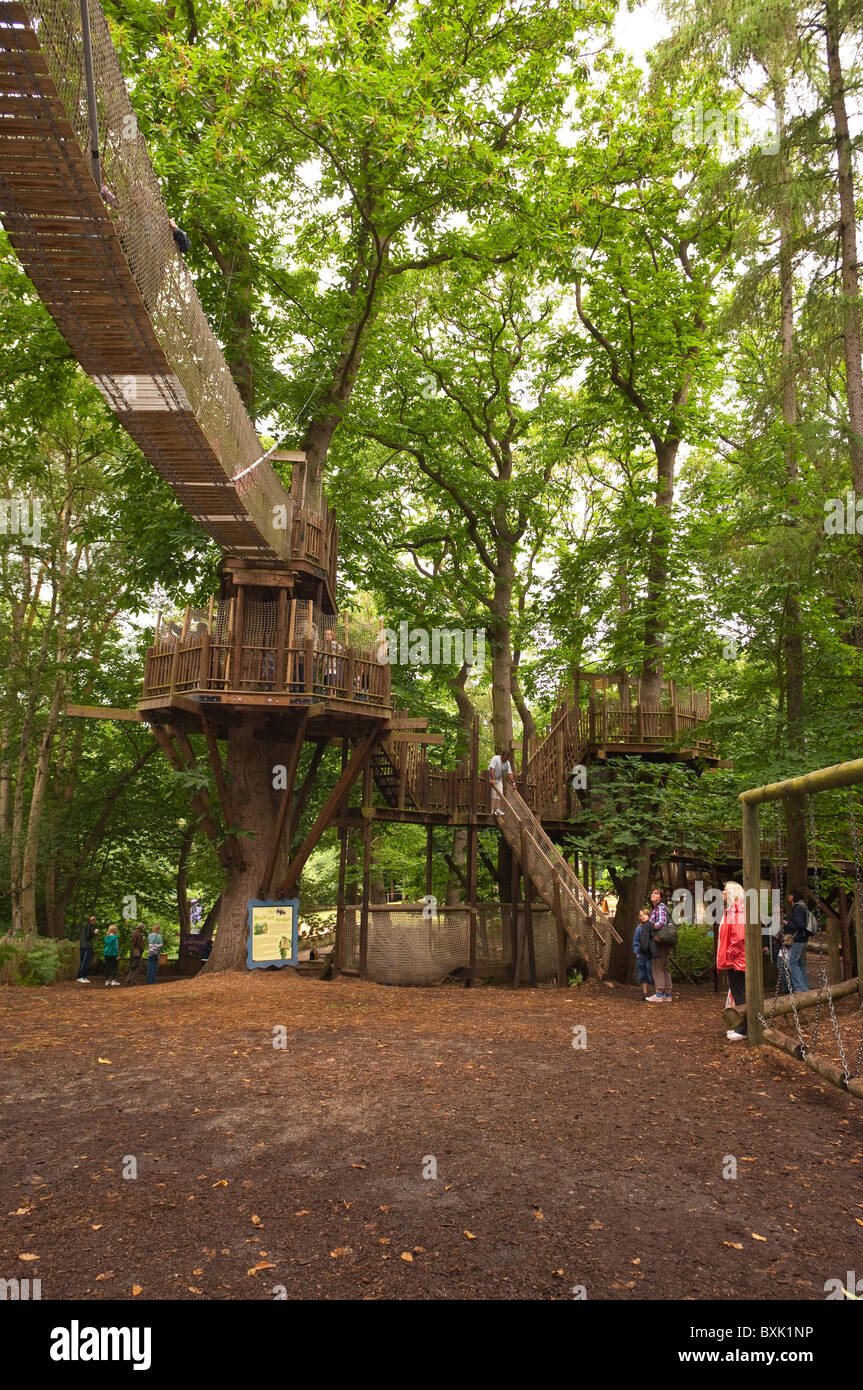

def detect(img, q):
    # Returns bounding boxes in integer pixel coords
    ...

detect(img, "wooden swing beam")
[739,757,863,1057]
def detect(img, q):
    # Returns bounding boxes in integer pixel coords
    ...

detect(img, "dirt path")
[1,973,861,1300]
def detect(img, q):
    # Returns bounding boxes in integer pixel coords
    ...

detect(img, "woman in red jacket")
[717,880,747,1040]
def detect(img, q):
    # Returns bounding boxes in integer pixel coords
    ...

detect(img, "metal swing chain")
[808,795,851,1082]
[848,791,863,1079]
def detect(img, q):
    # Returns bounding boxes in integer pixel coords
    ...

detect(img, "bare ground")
[1,971,861,1301]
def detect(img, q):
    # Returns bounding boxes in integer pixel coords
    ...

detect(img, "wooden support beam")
[334,738,349,974]
[278,728,380,897]
[261,711,312,898]
[287,740,327,852]
[64,705,142,721]
[742,799,765,1046]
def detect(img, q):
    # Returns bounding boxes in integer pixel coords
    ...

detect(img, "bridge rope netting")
[0,0,293,560]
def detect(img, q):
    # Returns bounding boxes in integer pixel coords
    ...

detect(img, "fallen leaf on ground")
[251,1215,262,1226]
[724,1242,743,1250]
[18,1253,39,1261]
[97,1058,112,1064]
[463,1230,476,1240]
[94,1271,114,1280]
[400,1252,413,1263]
[246,1262,276,1276]
[132,1285,142,1296]
[212,1180,228,1187]
[329,1247,352,1258]
[751,1234,767,1242]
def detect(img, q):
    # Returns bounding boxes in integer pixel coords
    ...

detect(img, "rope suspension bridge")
[0,0,291,560]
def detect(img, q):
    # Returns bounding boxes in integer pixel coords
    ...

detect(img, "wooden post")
[275,587,287,690]
[553,871,567,988]
[231,585,245,690]
[304,636,314,694]
[466,820,478,988]
[837,884,852,981]
[426,823,434,900]
[742,799,764,1045]
[359,761,372,980]
[512,827,523,989]
[335,822,348,974]
[855,887,863,1007]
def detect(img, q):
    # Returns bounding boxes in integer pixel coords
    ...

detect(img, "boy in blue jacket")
[634,908,654,1000]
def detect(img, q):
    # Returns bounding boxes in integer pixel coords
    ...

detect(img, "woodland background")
[2,0,862,956]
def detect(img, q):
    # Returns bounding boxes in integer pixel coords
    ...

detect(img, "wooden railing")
[143,636,390,707]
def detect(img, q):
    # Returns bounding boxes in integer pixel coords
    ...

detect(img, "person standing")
[718,880,748,1040]
[76,915,98,983]
[146,927,163,985]
[103,924,120,986]
[633,907,655,1000]
[780,890,810,995]
[645,887,673,1003]
[487,749,515,818]
[125,923,145,985]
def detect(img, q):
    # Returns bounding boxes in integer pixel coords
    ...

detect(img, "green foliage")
[0,934,78,986]
[670,926,716,982]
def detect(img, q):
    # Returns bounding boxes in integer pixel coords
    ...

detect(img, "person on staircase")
[488,749,515,817]
[645,886,673,1003]
[718,880,748,1040]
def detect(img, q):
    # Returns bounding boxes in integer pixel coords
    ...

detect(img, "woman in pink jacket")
[717,880,747,1040]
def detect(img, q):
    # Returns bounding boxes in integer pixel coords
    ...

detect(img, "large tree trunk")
[775,96,808,894]
[825,0,863,646]
[640,439,678,704]
[208,724,295,971]
[607,844,653,982]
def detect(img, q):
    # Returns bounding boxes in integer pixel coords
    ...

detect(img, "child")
[633,908,654,1000]
[103,923,120,986]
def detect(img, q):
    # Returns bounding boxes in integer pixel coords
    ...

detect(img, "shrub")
[0,933,78,986]
[670,926,715,982]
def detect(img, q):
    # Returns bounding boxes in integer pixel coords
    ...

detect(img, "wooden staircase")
[369,742,419,811]
[495,786,621,975]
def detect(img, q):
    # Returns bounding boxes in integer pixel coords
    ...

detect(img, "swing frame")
[738,759,863,1081]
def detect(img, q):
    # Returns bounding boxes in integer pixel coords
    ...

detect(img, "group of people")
[76,917,165,987]
[632,880,812,1039]
[632,887,676,1002]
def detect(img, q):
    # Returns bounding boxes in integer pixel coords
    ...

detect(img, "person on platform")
[103,924,120,987]
[644,887,673,1003]
[487,750,515,818]
[76,915,98,983]
[125,923,145,985]
[146,927,163,985]
[718,880,748,1040]
[633,907,655,1000]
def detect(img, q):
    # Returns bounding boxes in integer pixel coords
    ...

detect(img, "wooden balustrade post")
[199,626,211,691]
[231,585,245,690]
[304,636,314,694]
[275,588,287,690]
